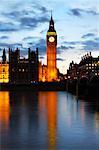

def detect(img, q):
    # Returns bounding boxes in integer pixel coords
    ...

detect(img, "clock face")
[49,36,55,42]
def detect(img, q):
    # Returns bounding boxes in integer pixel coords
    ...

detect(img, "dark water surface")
[0,91,99,150]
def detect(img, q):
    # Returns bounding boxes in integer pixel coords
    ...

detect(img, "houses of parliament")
[0,13,98,84]
[0,14,59,84]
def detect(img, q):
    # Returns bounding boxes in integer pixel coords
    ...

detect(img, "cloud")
[2,10,29,20]
[62,38,99,52]
[95,37,99,41]
[81,33,99,51]
[68,8,99,17]
[0,1,49,58]
[67,39,99,52]
[40,29,47,34]
[36,39,46,55]
[20,16,49,29]
[57,45,75,54]
[0,48,2,51]
[39,56,45,59]
[82,33,95,39]
[0,42,22,49]
[58,45,75,50]
[27,38,46,56]
[82,40,99,51]
[23,37,34,41]
[0,36,9,40]
[0,2,49,32]
[20,17,38,28]
[0,43,10,47]
[86,10,99,16]
[57,58,65,61]
[0,42,30,57]
[0,37,46,58]
[69,9,82,17]
[64,41,80,45]
[37,5,48,14]
[1,3,49,20]
[0,22,19,32]
[0,15,49,32]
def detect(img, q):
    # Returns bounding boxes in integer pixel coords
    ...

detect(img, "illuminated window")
[3,68,5,72]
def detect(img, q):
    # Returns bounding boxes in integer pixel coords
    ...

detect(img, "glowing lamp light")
[42,78,45,82]
[51,71,55,77]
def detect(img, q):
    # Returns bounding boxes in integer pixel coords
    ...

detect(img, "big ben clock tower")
[46,14,58,82]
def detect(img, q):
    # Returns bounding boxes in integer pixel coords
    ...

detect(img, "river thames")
[0,91,99,149]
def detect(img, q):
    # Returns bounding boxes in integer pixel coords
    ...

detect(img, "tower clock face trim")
[49,36,55,42]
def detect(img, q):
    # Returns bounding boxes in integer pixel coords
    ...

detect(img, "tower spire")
[2,49,6,63]
[51,10,53,20]
[48,11,55,32]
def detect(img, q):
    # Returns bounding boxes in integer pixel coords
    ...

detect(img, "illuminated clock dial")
[49,36,55,42]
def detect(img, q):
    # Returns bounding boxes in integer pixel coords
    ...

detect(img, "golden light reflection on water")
[95,112,99,131]
[80,101,85,126]
[39,92,57,150]
[0,91,99,149]
[0,92,10,131]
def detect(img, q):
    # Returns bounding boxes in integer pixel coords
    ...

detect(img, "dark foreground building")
[67,53,99,80]
[78,53,99,78]
[9,48,38,84]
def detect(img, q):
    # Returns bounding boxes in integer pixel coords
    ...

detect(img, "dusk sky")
[0,0,99,74]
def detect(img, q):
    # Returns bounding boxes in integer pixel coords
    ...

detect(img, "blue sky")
[0,0,99,73]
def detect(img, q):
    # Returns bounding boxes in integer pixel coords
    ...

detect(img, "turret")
[48,12,56,32]
[2,49,6,63]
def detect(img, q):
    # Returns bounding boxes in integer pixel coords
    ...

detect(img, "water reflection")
[39,92,57,149]
[0,92,10,131]
[0,91,99,149]
[9,92,39,145]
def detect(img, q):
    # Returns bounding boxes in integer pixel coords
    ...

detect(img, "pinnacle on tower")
[2,49,6,63]
[51,10,53,21]
[48,11,56,32]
